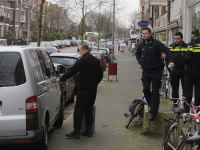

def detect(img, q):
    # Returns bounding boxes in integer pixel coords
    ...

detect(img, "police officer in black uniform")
[184,28,200,112]
[56,44,103,139]
[166,32,187,101]
[136,27,174,121]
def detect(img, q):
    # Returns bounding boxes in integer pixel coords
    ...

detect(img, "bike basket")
[129,99,140,112]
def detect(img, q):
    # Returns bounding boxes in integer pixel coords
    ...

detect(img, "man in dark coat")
[56,44,103,139]
[184,28,200,112]
[136,27,174,121]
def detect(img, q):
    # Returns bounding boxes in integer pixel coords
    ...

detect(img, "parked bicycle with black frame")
[124,94,149,128]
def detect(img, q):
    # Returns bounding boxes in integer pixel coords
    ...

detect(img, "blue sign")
[138,21,149,27]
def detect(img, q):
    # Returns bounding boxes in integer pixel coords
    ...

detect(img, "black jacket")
[136,37,173,71]
[60,52,103,89]
[184,36,200,76]
[166,41,188,69]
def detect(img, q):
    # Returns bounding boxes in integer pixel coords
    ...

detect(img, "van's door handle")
[0,101,2,105]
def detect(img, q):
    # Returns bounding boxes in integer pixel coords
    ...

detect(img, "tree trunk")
[37,0,45,47]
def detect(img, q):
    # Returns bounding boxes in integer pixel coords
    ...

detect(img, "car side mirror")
[57,65,66,74]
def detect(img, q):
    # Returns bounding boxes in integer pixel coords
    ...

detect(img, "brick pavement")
[48,49,164,150]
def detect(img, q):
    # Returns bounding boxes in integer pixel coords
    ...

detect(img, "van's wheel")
[68,91,75,103]
[53,102,63,128]
[37,119,48,150]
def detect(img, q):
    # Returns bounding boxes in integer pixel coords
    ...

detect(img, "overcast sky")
[47,0,140,28]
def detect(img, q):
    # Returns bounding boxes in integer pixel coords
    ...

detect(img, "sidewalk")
[48,49,167,150]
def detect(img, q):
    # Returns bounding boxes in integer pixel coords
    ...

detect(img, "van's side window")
[42,51,55,76]
[28,51,44,83]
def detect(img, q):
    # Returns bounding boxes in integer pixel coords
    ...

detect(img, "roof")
[50,52,81,58]
[0,46,45,52]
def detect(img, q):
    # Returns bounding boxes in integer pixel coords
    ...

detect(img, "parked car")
[45,47,60,54]
[90,52,106,72]
[53,63,74,107]
[91,47,111,63]
[50,52,81,97]
[64,40,71,47]
[0,46,64,149]
[50,41,59,49]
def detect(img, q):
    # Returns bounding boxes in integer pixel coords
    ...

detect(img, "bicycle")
[177,106,200,150]
[124,94,149,128]
[162,97,186,150]
[162,97,200,150]
[160,67,170,99]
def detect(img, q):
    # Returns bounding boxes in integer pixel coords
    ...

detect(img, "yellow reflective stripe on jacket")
[189,47,200,52]
[169,46,187,52]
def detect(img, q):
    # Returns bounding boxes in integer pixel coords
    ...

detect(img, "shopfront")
[155,30,167,46]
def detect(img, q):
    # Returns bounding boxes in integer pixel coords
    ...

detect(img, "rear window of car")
[91,54,101,59]
[0,52,26,87]
[51,56,77,66]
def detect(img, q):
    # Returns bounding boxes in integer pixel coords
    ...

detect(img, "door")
[36,50,60,126]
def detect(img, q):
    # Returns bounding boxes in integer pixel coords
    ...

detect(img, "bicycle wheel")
[163,124,178,150]
[177,139,198,150]
[125,113,136,128]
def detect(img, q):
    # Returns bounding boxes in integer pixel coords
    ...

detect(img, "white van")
[0,46,64,149]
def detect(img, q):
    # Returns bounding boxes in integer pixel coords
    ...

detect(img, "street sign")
[138,21,149,27]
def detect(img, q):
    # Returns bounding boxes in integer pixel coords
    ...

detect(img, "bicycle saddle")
[171,107,183,113]
[186,131,200,144]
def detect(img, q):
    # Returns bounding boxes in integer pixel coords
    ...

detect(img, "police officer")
[184,28,200,112]
[136,27,174,121]
[166,32,187,101]
[56,44,103,139]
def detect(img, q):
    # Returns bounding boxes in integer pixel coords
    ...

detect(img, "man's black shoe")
[65,131,80,139]
[81,130,93,137]
[148,115,156,121]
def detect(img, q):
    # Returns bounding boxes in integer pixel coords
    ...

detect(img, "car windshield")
[51,56,77,66]
[0,52,26,87]
[92,48,107,54]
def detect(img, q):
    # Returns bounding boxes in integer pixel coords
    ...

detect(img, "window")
[192,2,200,29]
[28,51,44,83]
[0,52,26,87]
[36,50,55,79]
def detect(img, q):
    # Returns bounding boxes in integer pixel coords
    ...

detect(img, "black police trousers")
[73,88,97,129]
[170,67,185,98]
[184,73,200,109]
[142,70,162,116]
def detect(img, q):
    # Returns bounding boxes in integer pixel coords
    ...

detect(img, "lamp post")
[111,0,115,63]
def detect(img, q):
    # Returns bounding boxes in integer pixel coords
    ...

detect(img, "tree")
[37,0,46,46]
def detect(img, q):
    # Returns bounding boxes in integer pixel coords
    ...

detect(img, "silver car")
[0,46,64,149]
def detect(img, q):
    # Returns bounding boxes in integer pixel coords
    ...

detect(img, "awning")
[167,20,179,29]
[153,26,167,33]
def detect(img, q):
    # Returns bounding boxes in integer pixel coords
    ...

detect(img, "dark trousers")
[142,70,162,116]
[73,88,97,129]
[170,68,185,98]
[184,73,200,108]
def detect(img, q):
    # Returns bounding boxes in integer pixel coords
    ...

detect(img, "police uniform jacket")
[60,52,103,89]
[166,42,188,69]
[184,36,200,77]
[136,37,173,71]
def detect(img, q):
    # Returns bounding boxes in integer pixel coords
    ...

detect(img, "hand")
[55,78,63,84]
[169,62,175,68]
